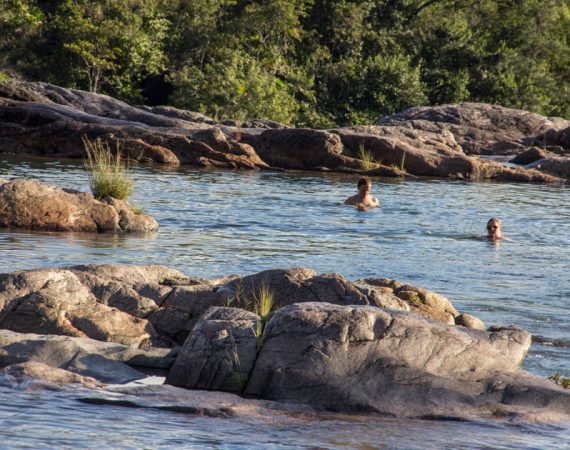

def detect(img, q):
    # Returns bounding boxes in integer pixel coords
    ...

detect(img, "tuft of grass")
[82,135,133,201]
[131,205,145,215]
[549,373,570,389]
[254,318,265,350]
[226,333,248,393]
[231,277,253,311]
[358,143,380,170]
[399,152,406,171]
[253,284,274,323]
[228,282,275,351]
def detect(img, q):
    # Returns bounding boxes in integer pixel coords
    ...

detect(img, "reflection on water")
[0,155,569,448]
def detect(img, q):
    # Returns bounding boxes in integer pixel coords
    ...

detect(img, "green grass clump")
[226,280,274,350]
[549,373,570,389]
[82,136,133,201]
[253,284,274,322]
[358,143,380,170]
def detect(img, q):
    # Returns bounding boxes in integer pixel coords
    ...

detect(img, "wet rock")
[0,329,176,383]
[86,382,317,421]
[0,178,158,233]
[239,303,569,420]
[509,147,548,165]
[525,157,570,179]
[165,307,259,393]
[455,313,486,331]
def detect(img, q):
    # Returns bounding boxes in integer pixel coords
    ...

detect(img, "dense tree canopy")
[1,0,570,126]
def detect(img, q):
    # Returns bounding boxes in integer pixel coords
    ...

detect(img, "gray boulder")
[239,303,569,420]
[455,313,486,331]
[166,307,259,393]
[0,178,158,233]
[0,329,176,383]
[220,269,410,313]
[0,265,189,347]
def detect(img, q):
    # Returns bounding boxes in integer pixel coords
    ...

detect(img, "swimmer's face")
[487,220,502,237]
[359,183,371,194]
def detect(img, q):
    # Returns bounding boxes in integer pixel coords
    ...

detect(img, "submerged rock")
[0,178,158,233]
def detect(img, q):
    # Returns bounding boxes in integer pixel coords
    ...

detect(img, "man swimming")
[486,217,512,241]
[344,177,379,211]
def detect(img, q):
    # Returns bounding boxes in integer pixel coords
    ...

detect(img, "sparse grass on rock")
[83,136,133,201]
[358,143,380,170]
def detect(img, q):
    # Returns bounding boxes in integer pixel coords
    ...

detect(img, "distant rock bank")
[0,263,568,422]
[1,82,568,182]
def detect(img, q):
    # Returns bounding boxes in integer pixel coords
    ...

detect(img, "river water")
[0,156,568,448]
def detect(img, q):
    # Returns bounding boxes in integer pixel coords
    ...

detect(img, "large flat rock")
[0,82,565,181]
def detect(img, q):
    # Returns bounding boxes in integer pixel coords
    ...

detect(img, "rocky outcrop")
[0,329,176,383]
[0,178,158,233]
[525,157,570,179]
[377,103,570,156]
[167,303,570,421]
[0,82,268,169]
[0,81,565,182]
[0,265,474,350]
[0,264,188,347]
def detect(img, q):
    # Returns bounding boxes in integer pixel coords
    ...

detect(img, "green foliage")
[82,136,133,201]
[3,0,570,123]
[171,51,298,123]
[549,373,570,389]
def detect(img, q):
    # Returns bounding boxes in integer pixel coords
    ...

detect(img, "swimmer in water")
[344,177,379,211]
[486,217,512,241]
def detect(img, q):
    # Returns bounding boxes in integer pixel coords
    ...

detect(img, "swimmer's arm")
[344,196,357,205]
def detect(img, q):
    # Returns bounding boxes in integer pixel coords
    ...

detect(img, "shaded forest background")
[1,0,569,127]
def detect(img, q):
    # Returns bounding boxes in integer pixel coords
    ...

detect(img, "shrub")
[82,136,133,201]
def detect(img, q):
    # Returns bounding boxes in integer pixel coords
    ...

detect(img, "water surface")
[0,156,568,448]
